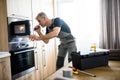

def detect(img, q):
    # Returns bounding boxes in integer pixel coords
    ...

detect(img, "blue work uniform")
[46,17,77,70]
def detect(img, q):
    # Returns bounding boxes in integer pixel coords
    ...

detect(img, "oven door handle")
[14,49,34,54]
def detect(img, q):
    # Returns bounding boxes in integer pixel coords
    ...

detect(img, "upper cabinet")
[6,0,32,19]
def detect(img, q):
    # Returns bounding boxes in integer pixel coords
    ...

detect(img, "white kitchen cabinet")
[6,0,32,19]
[35,39,56,80]
[42,39,56,78]
[34,33,56,80]
[34,41,43,80]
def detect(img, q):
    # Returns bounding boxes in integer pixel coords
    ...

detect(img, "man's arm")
[34,25,51,43]
[37,31,49,44]
[39,27,61,43]
[40,27,61,40]
[29,26,60,44]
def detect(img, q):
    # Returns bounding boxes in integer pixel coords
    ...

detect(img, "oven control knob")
[16,45,20,48]
[26,44,29,47]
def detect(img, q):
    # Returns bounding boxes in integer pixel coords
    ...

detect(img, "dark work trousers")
[56,41,77,70]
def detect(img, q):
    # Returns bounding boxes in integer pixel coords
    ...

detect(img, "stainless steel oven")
[9,36,35,80]
[9,40,35,80]
[7,17,35,80]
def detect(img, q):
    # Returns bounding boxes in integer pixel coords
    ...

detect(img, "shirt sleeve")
[46,18,62,34]
[54,18,62,28]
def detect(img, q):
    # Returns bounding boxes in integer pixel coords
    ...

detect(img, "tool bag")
[71,51,109,70]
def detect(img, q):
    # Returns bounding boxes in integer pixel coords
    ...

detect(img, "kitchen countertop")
[45,62,76,80]
[45,61,120,80]
[0,52,11,58]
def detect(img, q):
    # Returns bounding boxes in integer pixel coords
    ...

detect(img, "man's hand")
[29,35,48,43]
[29,35,42,41]
[34,25,41,33]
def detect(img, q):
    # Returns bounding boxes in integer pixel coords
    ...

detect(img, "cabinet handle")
[11,14,29,18]
[42,50,46,67]
[35,51,38,70]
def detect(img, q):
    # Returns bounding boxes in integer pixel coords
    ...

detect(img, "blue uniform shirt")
[46,17,75,44]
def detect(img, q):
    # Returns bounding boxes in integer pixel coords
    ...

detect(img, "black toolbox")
[71,49,110,70]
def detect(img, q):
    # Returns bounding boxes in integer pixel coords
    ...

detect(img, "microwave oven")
[9,20,30,36]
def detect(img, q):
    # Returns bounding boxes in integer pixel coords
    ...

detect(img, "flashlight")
[34,25,40,31]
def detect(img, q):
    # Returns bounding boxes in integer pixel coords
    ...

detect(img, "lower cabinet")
[43,39,56,79]
[0,56,11,80]
[35,38,56,80]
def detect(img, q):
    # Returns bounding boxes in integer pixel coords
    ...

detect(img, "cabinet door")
[0,57,11,80]
[34,41,43,80]
[35,39,56,80]
[42,38,56,79]
[7,0,32,19]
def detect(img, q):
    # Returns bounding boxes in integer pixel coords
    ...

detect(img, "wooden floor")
[45,61,120,80]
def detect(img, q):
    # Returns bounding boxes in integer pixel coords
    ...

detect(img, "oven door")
[10,48,35,79]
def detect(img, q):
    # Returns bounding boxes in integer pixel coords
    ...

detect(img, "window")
[55,0,101,52]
